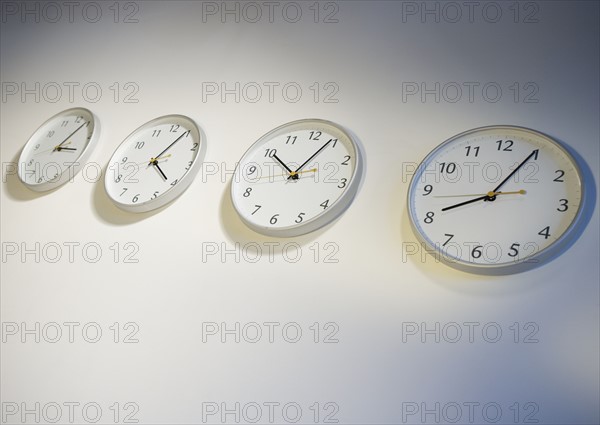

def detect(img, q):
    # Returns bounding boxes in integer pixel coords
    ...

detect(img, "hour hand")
[272,153,298,179]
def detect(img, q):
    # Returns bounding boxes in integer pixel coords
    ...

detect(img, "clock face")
[104,115,205,213]
[408,125,584,274]
[17,107,99,192]
[231,119,364,237]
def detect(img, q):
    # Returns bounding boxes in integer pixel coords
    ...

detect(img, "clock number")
[338,178,347,189]
[27,159,34,166]
[532,150,539,160]
[185,161,193,170]
[120,188,128,197]
[170,179,178,186]
[557,199,569,212]
[471,246,483,259]
[264,149,277,158]
[538,226,551,239]
[286,136,297,144]
[75,116,84,123]
[132,194,140,203]
[134,141,145,149]
[37,177,43,183]
[424,211,434,224]
[191,143,198,151]
[553,170,565,182]
[47,130,55,138]
[341,155,351,165]
[270,214,279,224]
[121,157,128,163]
[252,205,261,215]
[330,138,338,148]
[309,131,321,140]
[508,243,520,258]
[151,191,159,199]
[247,166,257,175]
[243,188,252,197]
[496,140,514,151]
[465,146,480,157]
[184,130,191,137]
[320,199,329,209]
[442,234,454,247]
[61,120,69,127]
[423,185,433,196]
[34,144,40,151]
[439,162,456,174]
[115,174,122,183]
[170,124,180,132]
[295,212,305,223]
[152,129,161,137]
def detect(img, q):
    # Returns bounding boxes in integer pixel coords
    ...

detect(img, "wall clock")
[407,125,585,274]
[231,119,364,237]
[17,107,100,192]
[104,114,205,213]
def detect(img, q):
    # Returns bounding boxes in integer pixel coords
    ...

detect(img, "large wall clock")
[231,119,364,237]
[407,125,585,274]
[104,114,205,213]
[17,107,100,192]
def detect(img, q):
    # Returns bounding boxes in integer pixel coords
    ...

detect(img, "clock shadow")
[3,151,61,201]
[218,181,329,249]
[90,163,166,225]
[398,139,596,296]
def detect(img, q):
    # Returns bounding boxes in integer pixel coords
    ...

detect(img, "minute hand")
[149,132,186,166]
[292,140,332,176]
[493,149,538,193]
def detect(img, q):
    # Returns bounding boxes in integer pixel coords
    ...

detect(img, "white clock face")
[408,125,584,274]
[18,107,99,191]
[231,119,363,237]
[104,115,205,213]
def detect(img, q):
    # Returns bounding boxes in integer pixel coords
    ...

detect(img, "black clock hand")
[53,122,87,151]
[272,153,295,177]
[441,194,491,212]
[148,132,186,166]
[493,149,538,193]
[291,139,332,179]
[153,162,168,180]
[56,147,77,151]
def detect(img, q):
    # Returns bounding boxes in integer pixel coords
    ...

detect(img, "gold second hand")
[434,189,527,198]
[255,168,318,180]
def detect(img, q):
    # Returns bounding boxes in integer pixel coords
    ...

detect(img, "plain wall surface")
[1,1,599,424]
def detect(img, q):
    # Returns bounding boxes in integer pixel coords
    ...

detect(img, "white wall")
[1,1,598,424]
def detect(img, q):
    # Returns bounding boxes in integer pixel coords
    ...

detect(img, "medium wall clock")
[17,107,100,191]
[104,114,205,212]
[231,119,364,237]
[407,125,585,274]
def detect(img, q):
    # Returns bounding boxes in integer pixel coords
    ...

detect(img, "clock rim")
[17,107,100,192]
[407,124,586,275]
[230,118,365,238]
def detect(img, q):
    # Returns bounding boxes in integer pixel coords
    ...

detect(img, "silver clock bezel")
[17,107,101,192]
[407,125,586,275]
[103,114,206,213]
[231,118,365,238]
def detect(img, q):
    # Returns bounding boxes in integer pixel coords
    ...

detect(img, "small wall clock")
[408,125,585,274]
[231,119,364,237]
[104,115,206,213]
[17,107,100,192]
